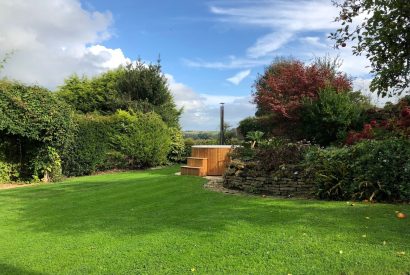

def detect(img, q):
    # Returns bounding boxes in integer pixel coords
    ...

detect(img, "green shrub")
[230,138,310,172]
[255,139,310,172]
[0,160,19,183]
[238,115,275,138]
[111,110,171,168]
[183,138,195,160]
[61,114,113,176]
[300,88,365,146]
[307,138,410,201]
[167,127,185,163]
[32,146,62,182]
[0,80,75,181]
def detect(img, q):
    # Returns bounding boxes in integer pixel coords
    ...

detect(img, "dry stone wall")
[223,161,315,198]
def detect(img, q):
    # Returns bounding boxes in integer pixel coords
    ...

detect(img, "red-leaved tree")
[253,59,352,118]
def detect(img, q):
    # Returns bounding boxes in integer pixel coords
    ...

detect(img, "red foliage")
[346,105,410,145]
[253,60,352,118]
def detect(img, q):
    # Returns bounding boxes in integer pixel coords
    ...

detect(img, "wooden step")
[180,166,206,177]
[187,157,208,174]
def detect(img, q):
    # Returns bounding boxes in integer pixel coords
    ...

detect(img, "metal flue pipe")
[220,103,224,145]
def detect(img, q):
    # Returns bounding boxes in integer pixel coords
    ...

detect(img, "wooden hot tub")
[181,145,232,176]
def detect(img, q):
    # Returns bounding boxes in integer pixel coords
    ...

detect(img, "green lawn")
[0,166,409,274]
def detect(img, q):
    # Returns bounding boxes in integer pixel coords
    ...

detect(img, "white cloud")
[210,0,338,31]
[0,0,130,89]
[210,0,339,59]
[166,74,255,130]
[227,69,251,85]
[247,32,293,58]
[188,0,369,78]
[183,56,270,69]
[299,36,327,48]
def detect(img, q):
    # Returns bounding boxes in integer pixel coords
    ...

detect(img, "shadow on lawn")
[0,168,409,241]
[0,263,45,275]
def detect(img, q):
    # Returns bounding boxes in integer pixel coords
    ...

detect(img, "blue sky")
[0,0,382,130]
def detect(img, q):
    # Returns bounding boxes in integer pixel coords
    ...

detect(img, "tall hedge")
[111,111,171,168]
[0,80,75,181]
[61,114,113,177]
[62,110,172,176]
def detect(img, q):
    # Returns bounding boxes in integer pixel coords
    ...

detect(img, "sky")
[0,0,393,130]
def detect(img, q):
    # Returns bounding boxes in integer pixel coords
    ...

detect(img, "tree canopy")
[253,58,352,118]
[57,60,182,127]
[330,0,410,97]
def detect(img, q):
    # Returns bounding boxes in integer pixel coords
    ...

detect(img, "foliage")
[61,114,114,176]
[0,80,75,181]
[0,160,19,183]
[330,0,410,97]
[0,80,75,148]
[246,131,264,148]
[110,110,171,168]
[57,69,125,115]
[238,115,276,138]
[307,139,410,201]
[116,61,182,127]
[255,139,310,173]
[221,123,238,144]
[231,137,310,173]
[64,111,173,174]
[32,147,62,182]
[167,127,186,163]
[183,131,219,140]
[58,61,182,128]
[253,58,352,118]
[301,88,365,145]
[346,97,410,144]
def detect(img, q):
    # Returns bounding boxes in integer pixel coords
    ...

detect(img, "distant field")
[0,166,409,274]
[183,130,219,140]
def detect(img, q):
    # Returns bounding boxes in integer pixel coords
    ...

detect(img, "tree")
[253,58,352,118]
[58,60,182,128]
[116,60,182,127]
[57,69,125,114]
[300,87,365,145]
[330,0,410,97]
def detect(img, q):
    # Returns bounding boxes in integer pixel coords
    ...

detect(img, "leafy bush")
[301,88,365,145]
[0,80,75,181]
[346,97,410,145]
[230,138,310,172]
[32,147,62,182]
[111,111,171,168]
[57,69,125,115]
[58,61,182,128]
[167,127,185,163]
[0,160,19,183]
[256,139,310,172]
[238,115,275,138]
[0,80,75,149]
[62,114,113,176]
[307,138,410,201]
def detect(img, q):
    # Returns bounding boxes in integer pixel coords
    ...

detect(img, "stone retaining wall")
[223,161,315,198]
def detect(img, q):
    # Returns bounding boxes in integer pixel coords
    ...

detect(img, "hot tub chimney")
[220,102,224,145]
